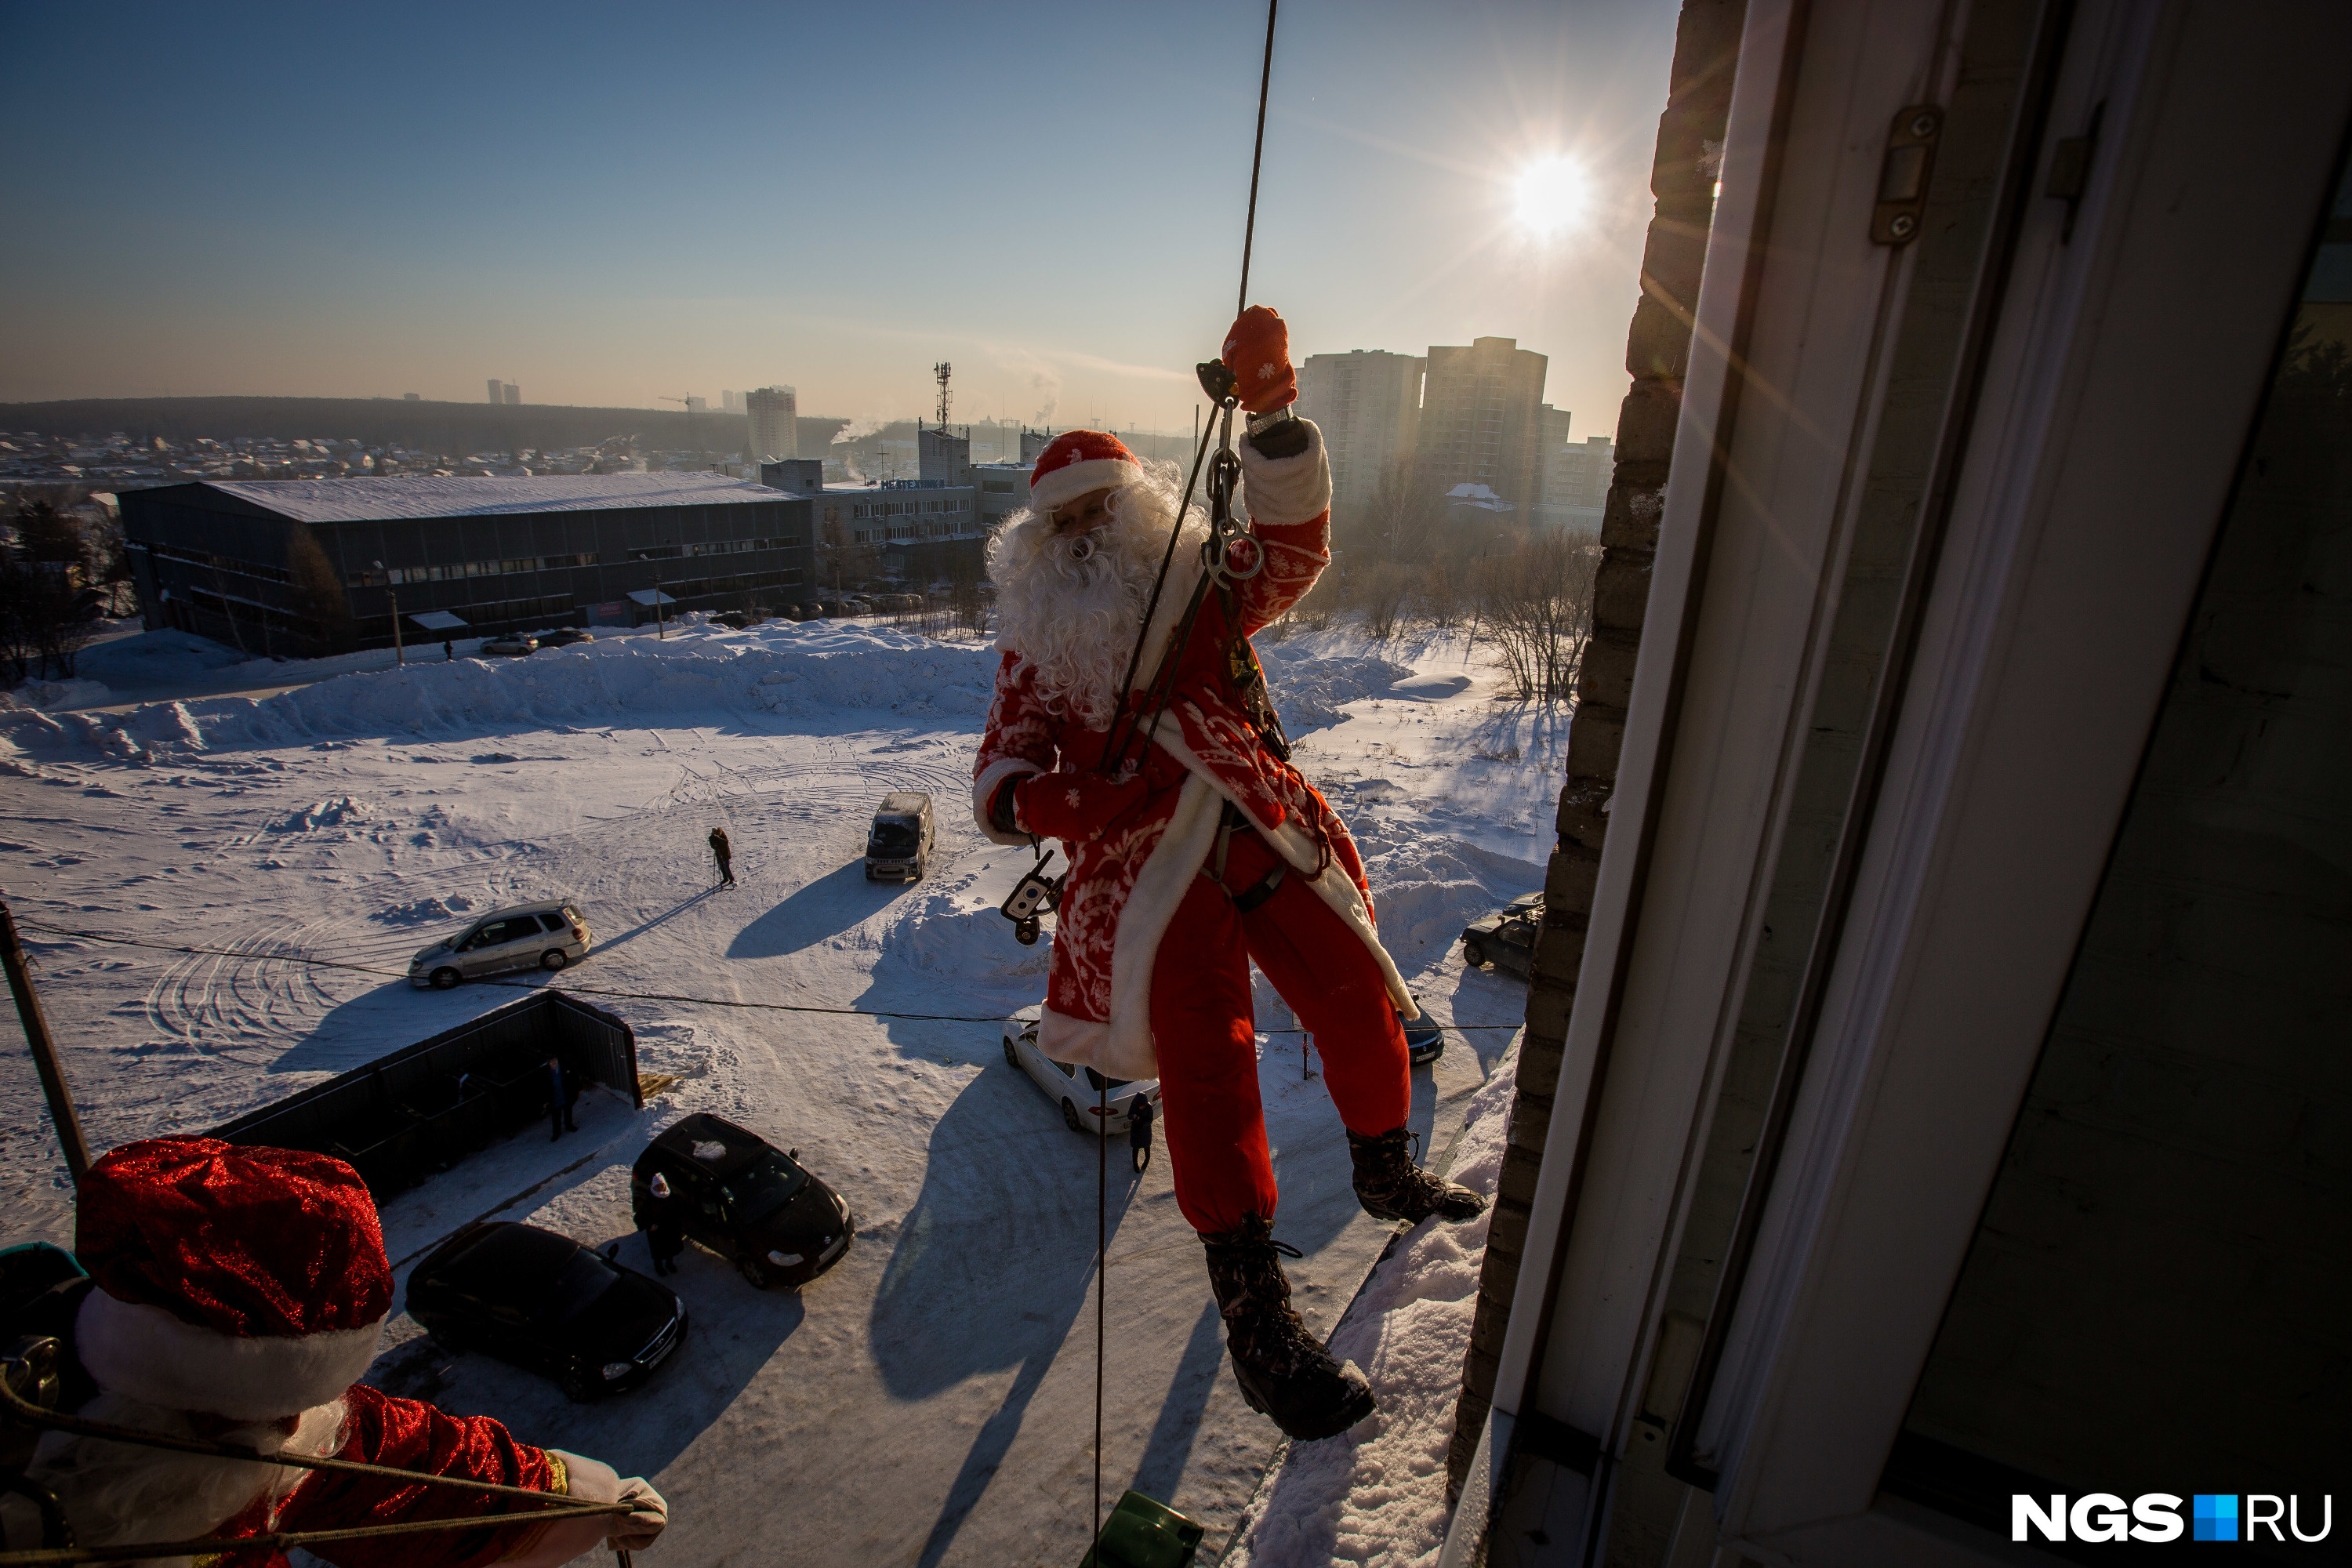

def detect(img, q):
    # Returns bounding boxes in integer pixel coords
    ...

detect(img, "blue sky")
[2,0,1680,437]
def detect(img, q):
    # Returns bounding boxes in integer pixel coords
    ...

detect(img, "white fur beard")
[24,1394,347,1566]
[991,484,1205,729]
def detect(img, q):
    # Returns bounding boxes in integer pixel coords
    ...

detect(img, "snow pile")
[2,621,1417,765]
[369,895,477,926]
[267,795,379,833]
[1262,643,1414,733]
[1351,821,1542,967]
[0,678,111,711]
[1222,1035,1521,1568]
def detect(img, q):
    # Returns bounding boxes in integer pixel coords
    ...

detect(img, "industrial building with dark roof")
[120,474,814,653]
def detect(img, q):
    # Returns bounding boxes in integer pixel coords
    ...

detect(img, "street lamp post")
[374,561,403,666]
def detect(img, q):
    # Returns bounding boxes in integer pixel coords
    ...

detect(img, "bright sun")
[1514,155,1590,238]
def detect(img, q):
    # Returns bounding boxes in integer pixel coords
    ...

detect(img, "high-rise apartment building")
[746,386,798,462]
[1540,434,1613,532]
[685,396,707,413]
[1295,350,1425,520]
[1415,336,1549,514]
[487,379,506,405]
[722,390,742,412]
[503,383,521,406]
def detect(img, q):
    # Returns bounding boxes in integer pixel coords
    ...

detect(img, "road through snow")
[0,618,1555,1563]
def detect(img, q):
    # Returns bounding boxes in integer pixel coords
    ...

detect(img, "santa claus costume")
[27,1138,665,1566]
[973,307,1483,1440]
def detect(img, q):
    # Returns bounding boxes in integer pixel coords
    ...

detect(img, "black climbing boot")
[1202,1217,1376,1442]
[1348,1127,1486,1224]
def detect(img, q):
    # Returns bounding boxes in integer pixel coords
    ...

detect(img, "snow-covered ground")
[0,617,1559,1564]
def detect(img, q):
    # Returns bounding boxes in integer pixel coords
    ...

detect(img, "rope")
[12,919,1521,1033]
[1094,1073,1108,1547]
[1238,0,1279,317]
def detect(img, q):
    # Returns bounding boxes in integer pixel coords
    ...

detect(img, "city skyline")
[0,0,1679,437]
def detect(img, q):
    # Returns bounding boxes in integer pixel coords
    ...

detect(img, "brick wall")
[1446,0,1747,1495]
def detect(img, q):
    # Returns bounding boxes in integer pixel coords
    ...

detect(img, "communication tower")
[934,361,952,430]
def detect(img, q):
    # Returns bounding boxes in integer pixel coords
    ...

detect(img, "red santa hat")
[1028,430,1145,517]
[73,1138,393,1421]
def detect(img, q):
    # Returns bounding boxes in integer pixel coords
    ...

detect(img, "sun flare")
[1513,155,1591,238]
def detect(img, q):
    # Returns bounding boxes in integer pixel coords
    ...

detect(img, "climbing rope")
[1091,2,1281,1552]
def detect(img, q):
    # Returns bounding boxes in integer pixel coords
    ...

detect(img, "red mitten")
[1222,305,1296,413]
[1015,770,1148,843]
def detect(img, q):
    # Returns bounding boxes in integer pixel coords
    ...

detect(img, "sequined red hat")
[1028,430,1144,516]
[74,1138,393,1419]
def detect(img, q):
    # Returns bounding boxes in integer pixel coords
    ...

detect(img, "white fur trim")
[1237,418,1330,526]
[1130,544,1209,693]
[1029,456,1143,517]
[973,757,1046,847]
[1105,772,1224,1074]
[75,1289,384,1421]
[499,1450,634,1566]
[1036,1007,1113,1073]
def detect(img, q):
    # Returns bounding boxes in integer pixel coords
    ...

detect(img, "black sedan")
[631,1112,855,1290]
[407,1221,686,1401]
[1461,891,1544,979]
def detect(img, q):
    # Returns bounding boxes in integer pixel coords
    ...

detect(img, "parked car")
[712,610,751,630]
[409,900,593,989]
[1001,1008,1159,1135]
[1460,891,1542,978]
[630,1113,854,1290]
[840,595,873,615]
[1400,999,1445,1065]
[536,628,594,648]
[408,1221,686,1402]
[865,791,935,881]
[480,634,536,656]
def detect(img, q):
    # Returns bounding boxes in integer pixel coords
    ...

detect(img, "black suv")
[631,1113,855,1290]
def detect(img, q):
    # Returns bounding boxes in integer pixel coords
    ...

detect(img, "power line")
[13,920,1523,1034]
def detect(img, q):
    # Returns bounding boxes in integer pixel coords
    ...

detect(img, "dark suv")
[630,1113,855,1290]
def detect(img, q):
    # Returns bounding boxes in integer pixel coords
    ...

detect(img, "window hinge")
[1871,104,1943,245]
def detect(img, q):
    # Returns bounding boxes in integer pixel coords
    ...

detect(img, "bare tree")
[1474,531,1600,702]
[287,524,354,655]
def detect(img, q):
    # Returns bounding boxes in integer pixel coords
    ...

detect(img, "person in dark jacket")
[645,1171,684,1276]
[709,826,737,887]
[1129,1093,1156,1174]
[546,1054,578,1142]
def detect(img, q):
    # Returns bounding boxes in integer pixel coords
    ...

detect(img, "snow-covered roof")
[194,474,789,524]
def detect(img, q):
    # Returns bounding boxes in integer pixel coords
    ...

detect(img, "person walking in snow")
[971,307,1482,1443]
[546,1053,578,1142]
[708,825,737,887]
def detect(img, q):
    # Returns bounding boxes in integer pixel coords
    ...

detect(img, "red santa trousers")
[1149,822,1410,1235]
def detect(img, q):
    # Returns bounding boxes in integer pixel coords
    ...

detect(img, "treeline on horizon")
[0,397,1198,463]
[0,396,837,456]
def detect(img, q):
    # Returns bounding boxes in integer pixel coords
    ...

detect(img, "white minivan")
[409,900,593,989]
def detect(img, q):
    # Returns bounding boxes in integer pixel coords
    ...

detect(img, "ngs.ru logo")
[2013,1494,2333,1544]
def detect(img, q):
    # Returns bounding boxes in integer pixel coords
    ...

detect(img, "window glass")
[539,913,570,933]
[1886,144,2352,1528]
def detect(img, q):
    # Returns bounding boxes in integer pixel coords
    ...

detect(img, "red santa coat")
[972,421,1412,1079]
[205,1385,604,1568]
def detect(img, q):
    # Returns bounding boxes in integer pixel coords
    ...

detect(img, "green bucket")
[1079,1490,1206,1568]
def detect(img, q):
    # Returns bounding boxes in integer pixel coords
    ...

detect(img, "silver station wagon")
[410,900,594,989]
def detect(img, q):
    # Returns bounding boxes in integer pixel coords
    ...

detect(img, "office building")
[503,383,521,406]
[122,474,811,652]
[1296,349,1425,519]
[486,379,505,405]
[1416,336,1550,514]
[747,386,798,462]
[722,390,742,412]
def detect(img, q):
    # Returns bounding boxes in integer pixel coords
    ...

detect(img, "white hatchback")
[409,900,593,989]
[1000,1008,1158,1136]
